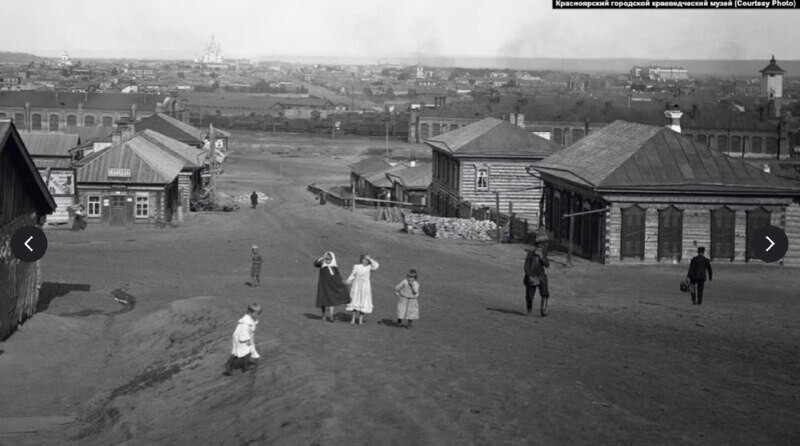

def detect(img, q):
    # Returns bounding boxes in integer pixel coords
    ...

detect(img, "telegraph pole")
[208,123,216,202]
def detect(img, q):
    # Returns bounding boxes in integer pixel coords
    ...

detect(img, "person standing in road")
[224,303,262,376]
[314,251,350,322]
[524,242,551,317]
[250,191,258,209]
[687,247,713,305]
[395,269,420,328]
[250,245,263,287]
[345,254,379,325]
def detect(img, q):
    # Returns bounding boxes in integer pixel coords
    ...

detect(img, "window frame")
[135,194,150,218]
[87,196,101,217]
[475,164,490,192]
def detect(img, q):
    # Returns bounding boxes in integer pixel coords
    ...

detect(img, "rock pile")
[403,214,498,241]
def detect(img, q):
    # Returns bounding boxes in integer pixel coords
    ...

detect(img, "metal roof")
[386,163,432,189]
[0,91,161,112]
[76,130,204,184]
[759,56,786,74]
[18,132,80,156]
[425,117,560,158]
[533,120,800,194]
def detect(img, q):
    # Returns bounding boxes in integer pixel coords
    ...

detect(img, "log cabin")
[424,116,560,223]
[532,118,800,264]
[0,120,56,340]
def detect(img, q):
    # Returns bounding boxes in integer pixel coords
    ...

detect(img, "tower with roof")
[760,55,785,118]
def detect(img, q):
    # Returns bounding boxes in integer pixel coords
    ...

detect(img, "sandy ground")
[1,132,799,446]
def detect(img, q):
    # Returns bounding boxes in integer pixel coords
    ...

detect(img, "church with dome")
[194,34,224,64]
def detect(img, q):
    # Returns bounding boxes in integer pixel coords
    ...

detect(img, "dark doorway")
[711,207,735,261]
[621,205,645,260]
[658,206,683,261]
[110,195,127,226]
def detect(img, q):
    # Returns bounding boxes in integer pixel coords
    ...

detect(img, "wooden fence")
[307,184,422,212]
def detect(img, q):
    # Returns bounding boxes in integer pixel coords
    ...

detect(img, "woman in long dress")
[345,254,379,325]
[314,252,350,322]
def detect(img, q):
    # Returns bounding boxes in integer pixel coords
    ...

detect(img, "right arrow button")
[754,226,789,263]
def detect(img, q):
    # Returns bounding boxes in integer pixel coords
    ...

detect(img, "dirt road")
[1,133,798,445]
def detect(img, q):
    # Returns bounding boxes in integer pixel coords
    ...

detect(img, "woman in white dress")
[345,254,379,325]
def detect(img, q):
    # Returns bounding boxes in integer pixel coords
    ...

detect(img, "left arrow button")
[11,226,48,262]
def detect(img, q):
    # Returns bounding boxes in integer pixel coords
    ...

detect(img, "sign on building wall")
[38,169,75,195]
[108,168,131,178]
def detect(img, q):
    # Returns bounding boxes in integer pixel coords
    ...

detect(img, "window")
[88,196,101,216]
[697,134,707,145]
[766,137,778,155]
[718,135,728,153]
[553,128,563,146]
[67,115,77,126]
[746,207,771,260]
[13,113,24,126]
[572,129,585,142]
[102,116,113,127]
[32,113,42,130]
[49,114,59,131]
[752,137,763,154]
[136,195,150,218]
[475,166,489,191]
[730,136,742,154]
[432,123,441,136]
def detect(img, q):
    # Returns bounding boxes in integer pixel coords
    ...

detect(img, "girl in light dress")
[395,269,420,328]
[345,254,379,325]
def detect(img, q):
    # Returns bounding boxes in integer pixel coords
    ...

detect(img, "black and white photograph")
[1,1,799,444]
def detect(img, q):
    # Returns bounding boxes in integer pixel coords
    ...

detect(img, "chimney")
[664,104,683,133]
[112,129,121,147]
[584,117,590,136]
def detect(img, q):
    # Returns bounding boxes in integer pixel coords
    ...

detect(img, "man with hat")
[524,241,551,317]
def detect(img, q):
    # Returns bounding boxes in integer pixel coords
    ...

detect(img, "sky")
[4,0,800,61]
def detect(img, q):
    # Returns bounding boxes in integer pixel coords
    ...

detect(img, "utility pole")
[495,191,501,244]
[208,123,216,202]
[385,118,389,158]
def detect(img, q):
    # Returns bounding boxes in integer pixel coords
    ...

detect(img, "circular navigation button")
[752,225,789,263]
[10,226,48,262]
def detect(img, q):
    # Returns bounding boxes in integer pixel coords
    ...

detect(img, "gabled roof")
[135,113,204,144]
[18,132,80,157]
[77,130,205,184]
[33,158,73,169]
[364,164,408,188]
[349,157,393,176]
[760,56,786,74]
[0,121,57,213]
[386,163,432,189]
[62,125,114,142]
[532,120,800,194]
[425,117,560,159]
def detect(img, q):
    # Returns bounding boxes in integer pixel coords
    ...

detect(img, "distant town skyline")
[5,0,799,61]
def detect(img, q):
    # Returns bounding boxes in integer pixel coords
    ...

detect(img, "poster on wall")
[48,170,75,196]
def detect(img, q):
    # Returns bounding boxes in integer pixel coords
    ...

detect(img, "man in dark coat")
[250,191,258,209]
[524,243,551,317]
[687,247,713,305]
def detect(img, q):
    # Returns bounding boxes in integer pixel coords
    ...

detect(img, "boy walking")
[524,243,550,317]
[224,303,262,376]
[687,247,713,305]
[250,246,263,287]
[395,270,420,328]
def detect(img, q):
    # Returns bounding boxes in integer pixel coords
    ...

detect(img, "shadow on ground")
[37,282,92,312]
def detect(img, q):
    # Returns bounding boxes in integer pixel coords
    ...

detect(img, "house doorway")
[711,207,735,261]
[110,196,127,227]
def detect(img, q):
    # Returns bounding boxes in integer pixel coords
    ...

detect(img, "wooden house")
[385,161,432,211]
[424,117,560,222]
[76,129,207,226]
[0,120,56,340]
[532,120,800,264]
[19,132,81,224]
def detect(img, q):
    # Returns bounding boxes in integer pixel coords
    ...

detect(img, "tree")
[210,72,218,79]
[110,67,119,76]
[177,71,185,79]
[362,87,373,97]
[385,87,395,98]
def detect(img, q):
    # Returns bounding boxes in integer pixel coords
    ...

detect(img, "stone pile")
[402,214,498,241]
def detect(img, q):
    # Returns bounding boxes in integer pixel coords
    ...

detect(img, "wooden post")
[508,201,514,242]
[568,214,574,266]
[495,191,501,243]
[351,181,355,212]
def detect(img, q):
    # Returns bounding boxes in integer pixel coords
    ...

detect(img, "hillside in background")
[0,51,45,64]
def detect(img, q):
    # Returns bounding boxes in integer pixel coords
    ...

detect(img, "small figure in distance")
[524,242,550,317]
[223,303,262,376]
[314,251,350,322]
[687,247,712,305]
[345,254,379,325]
[250,191,258,209]
[395,269,420,329]
[250,245,263,287]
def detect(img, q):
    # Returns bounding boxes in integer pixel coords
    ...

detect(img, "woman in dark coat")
[314,251,350,322]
